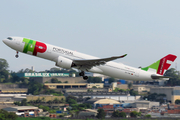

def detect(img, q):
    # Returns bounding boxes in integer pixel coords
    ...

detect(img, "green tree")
[130,111,141,118]
[21,99,28,106]
[119,112,126,118]
[17,68,34,73]
[113,88,119,92]
[67,98,77,105]
[112,110,120,117]
[11,75,21,83]
[66,95,77,102]
[112,110,126,118]
[53,97,60,103]
[0,109,18,120]
[129,89,138,96]
[87,89,93,92]
[0,58,9,82]
[128,82,133,89]
[28,81,43,95]
[108,78,115,84]
[144,114,151,118]
[164,68,180,86]
[96,109,106,119]
[39,105,49,111]
[0,58,9,71]
[175,99,180,104]
[51,78,59,83]
[20,77,29,85]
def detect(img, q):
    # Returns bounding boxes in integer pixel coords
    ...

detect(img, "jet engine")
[55,56,75,69]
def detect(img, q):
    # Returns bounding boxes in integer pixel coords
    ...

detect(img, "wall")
[31,77,87,83]
[26,95,65,102]
[87,83,104,88]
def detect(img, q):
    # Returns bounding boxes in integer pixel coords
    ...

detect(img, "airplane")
[2,37,177,81]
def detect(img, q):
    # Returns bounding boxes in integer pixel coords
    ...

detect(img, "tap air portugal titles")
[2,37,177,81]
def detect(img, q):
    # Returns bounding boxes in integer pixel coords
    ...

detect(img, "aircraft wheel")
[15,55,19,58]
[79,71,84,76]
[83,76,88,80]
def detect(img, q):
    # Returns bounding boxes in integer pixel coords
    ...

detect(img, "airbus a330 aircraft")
[3,37,177,81]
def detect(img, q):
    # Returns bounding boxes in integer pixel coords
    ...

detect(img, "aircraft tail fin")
[141,54,177,75]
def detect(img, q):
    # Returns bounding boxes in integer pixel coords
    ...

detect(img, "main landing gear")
[15,51,19,58]
[79,71,88,80]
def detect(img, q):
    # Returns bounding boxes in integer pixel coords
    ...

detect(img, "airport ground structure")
[150,86,180,104]
[44,83,104,89]
[2,72,180,118]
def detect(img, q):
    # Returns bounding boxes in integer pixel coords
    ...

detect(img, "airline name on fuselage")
[53,47,73,56]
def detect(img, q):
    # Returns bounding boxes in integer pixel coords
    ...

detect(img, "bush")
[144,114,151,118]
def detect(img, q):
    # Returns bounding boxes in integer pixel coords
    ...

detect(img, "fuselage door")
[15,38,21,45]
[47,45,52,53]
[135,69,139,77]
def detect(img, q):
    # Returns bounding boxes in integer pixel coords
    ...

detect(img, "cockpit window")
[7,37,13,40]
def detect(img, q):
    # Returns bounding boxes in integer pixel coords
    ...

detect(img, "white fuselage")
[3,37,156,81]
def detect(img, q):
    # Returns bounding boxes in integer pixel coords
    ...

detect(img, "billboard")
[23,73,69,77]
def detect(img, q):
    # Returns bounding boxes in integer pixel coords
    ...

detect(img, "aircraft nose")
[2,39,6,43]
[2,39,7,44]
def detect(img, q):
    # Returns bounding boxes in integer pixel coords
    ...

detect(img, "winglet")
[120,54,127,58]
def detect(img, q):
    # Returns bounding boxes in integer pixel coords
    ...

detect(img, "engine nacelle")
[55,56,73,69]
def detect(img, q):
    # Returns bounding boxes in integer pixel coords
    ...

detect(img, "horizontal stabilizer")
[151,74,169,80]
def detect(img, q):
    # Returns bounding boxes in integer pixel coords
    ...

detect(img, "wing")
[73,54,127,69]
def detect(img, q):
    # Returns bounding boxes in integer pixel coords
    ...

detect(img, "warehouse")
[65,92,141,102]
[86,98,121,109]
[3,106,39,117]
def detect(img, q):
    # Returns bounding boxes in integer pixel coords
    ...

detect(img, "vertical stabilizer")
[141,54,177,75]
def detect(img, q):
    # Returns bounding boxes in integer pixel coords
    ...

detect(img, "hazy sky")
[1,0,180,72]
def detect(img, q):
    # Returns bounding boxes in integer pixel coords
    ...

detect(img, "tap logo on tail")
[23,38,47,56]
[141,54,177,75]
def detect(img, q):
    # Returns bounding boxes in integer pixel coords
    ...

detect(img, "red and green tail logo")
[23,38,47,56]
[141,54,177,75]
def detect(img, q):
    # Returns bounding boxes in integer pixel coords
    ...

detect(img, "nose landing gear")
[15,51,19,58]
[79,71,88,80]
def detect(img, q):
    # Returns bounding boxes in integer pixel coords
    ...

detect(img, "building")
[150,86,180,103]
[87,83,104,88]
[3,106,39,117]
[78,109,97,117]
[26,95,65,102]
[65,92,141,102]
[94,99,121,108]
[133,85,152,94]
[45,83,104,89]
[14,73,87,83]
[0,88,27,93]
[131,101,159,109]
[0,94,26,104]
[85,98,121,109]
[32,77,87,84]
[116,84,128,89]
[45,83,87,89]
[111,82,117,90]
[86,98,121,116]
[15,73,69,78]
[62,88,108,93]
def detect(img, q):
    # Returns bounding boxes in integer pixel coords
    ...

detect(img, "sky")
[1,0,180,72]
